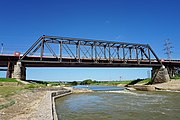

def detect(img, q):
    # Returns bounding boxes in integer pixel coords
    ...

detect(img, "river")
[55,85,180,120]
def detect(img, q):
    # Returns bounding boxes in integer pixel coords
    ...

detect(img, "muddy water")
[55,89,180,120]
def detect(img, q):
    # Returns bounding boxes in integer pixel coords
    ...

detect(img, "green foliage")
[69,81,78,86]
[0,78,18,82]
[80,79,93,85]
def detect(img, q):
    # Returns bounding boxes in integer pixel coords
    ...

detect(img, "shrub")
[80,79,93,85]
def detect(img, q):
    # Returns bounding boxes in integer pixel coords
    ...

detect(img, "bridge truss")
[20,35,162,67]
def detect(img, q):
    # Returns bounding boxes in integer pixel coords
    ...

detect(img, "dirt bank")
[0,87,93,120]
[153,79,180,91]
[126,79,180,91]
[0,90,46,120]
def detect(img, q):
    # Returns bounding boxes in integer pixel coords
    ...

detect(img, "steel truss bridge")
[0,35,180,68]
[0,35,179,81]
[20,35,163,67]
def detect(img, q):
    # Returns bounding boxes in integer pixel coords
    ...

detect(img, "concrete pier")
[12,62,26,80]
[152,66,170,84]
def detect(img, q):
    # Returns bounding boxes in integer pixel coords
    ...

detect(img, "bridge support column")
[152,66,170,84]
[12,62,26,80]
[6,61,14,78]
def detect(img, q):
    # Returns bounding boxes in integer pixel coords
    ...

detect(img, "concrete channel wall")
[30,87,72,120]
[51,90,72,120]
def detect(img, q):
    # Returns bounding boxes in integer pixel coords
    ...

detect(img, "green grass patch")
[90,80,133,85]
[0,78,18,82]
[0,83,46,98]
[138,78,151,84]
[0,83,46,110]
[0,86,23,97]
[172,75,180,80]
[23,83,46,89]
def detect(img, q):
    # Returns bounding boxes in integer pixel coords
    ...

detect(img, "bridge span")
[0,54,179,67]
[0,35,179,83]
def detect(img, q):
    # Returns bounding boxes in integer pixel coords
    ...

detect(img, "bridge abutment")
[12,62,26,80]
[152,66,170,84]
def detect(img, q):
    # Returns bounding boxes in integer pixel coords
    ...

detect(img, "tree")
[70,81,78,86]
[80,79,93,85]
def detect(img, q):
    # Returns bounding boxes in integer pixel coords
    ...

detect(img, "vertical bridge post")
[6,61,14,78]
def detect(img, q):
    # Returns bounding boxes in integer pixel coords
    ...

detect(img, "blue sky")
[0,0,179,81]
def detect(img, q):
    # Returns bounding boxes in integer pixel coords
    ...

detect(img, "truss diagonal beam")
[21,36,44,59]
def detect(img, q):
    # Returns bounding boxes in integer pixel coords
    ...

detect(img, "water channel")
[55,85,180,120]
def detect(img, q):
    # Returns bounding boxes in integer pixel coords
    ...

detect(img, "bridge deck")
[0,55,179,67]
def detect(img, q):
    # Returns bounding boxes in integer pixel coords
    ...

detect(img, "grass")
[0,86,23,97]
[90,80,132,85]
[0,78,63,110]
[137,78,151,84]
[90,78,152,86]
[23,83,46,89]
[0,80,47,110]
[0,78,18,82]
[172,75,180,80]
[0,86,21,109]
[0,79,48,97]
